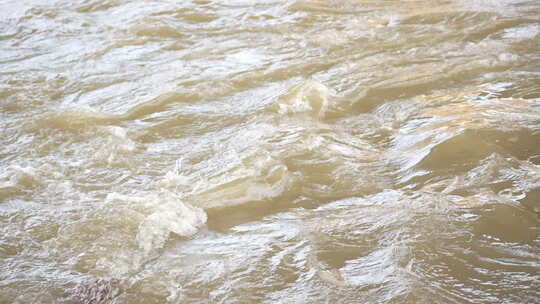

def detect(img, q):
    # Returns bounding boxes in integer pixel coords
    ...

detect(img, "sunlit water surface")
[1,0,539,303]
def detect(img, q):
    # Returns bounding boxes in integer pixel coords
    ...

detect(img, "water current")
[1,0,539,303]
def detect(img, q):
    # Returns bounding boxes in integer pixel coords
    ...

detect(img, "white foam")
[49,191,207,276]
[103,192,207,254]
[93,126,138,165]
[157,159,192,191]
[103,125,128,139]
[0,165,43,198]
[136,192,207,254]
[188,154,296,209]
[102,126,136,153]
[276,80,334,119]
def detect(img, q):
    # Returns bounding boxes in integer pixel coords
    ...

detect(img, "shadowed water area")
[1,0,540,303]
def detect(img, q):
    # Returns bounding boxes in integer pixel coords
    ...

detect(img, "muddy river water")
[1,0,540,303]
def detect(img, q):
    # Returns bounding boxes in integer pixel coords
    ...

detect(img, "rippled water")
[1,0,540,303]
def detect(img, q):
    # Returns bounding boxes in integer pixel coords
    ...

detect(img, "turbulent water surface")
[1,0,540,303]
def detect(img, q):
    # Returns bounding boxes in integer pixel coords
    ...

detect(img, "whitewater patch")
[186,153,298,209]
[120,192,207,254]
[275,80,337,119]
[0,165,43,199]
[49,190,206,276]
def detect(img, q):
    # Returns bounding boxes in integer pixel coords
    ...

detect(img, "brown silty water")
[0,0,539,303]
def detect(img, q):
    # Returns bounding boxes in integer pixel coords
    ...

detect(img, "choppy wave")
[1,0,539,303]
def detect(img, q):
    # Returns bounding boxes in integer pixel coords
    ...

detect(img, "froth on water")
[1,0,539,303]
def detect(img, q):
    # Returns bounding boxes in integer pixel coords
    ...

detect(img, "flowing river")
[1,0,539,303]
